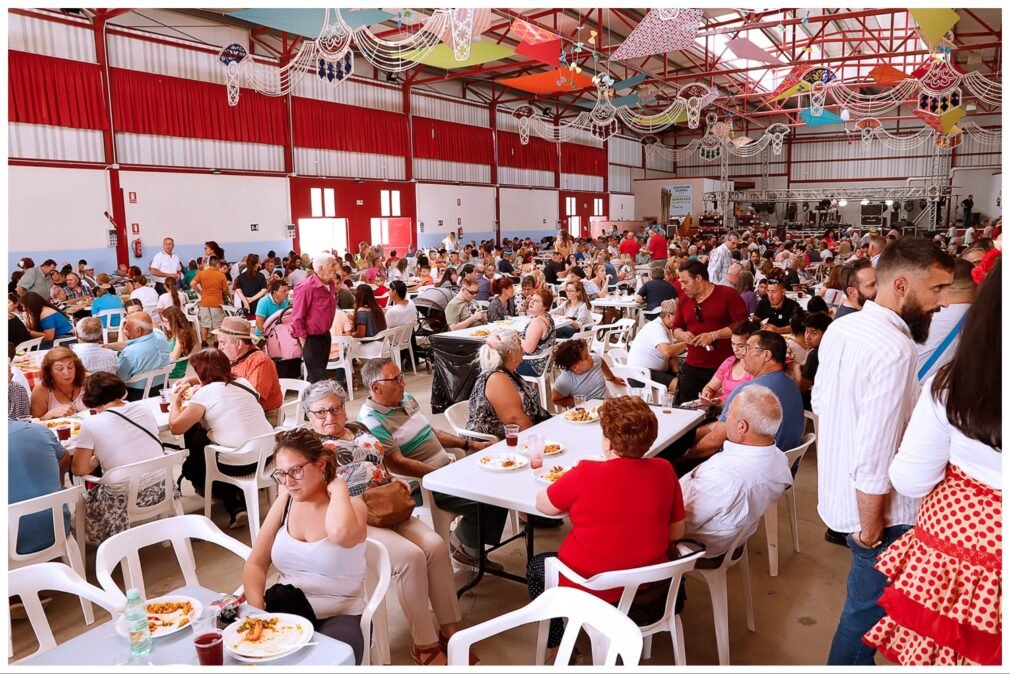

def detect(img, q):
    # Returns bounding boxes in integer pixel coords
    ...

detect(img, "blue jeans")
[826,524,912,665]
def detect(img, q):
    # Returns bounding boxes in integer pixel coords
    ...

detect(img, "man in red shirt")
[647,226,668,265]
[617,231,640,257]
[671,259,749,404]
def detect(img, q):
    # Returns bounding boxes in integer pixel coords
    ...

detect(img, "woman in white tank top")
[243,428,369,664]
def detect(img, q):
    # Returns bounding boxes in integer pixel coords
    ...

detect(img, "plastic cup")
[192,612,223,666]
[56,425,71,441]
[159,389,170,413]
[504,424,519,447]
[573,395,587,408]
[662,393,675,409]
[527,433,544,470]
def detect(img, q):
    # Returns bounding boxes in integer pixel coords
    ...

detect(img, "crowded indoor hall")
[6,4,1003,668]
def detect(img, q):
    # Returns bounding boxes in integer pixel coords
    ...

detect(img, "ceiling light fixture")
[861,199,870,206]
[838,199,847,207]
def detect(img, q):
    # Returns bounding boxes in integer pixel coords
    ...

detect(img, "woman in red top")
[529,396,686,653]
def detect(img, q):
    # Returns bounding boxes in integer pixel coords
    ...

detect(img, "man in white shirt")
[680,385,792,559]
[915,258,975,380]
[963,223,977,246]
[813,237,955,665]
[707,232,739,286]
[149,237,183,294]
[72,317,119,374]
[384,281,417,329]
[626,298,686,390]
[867,234,886,268]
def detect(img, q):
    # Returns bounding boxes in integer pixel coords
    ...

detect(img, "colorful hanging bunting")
[611,8,703,61]
[499,67,594,94]
[613,72,647,91]
[510,18,558,45]
[725,37,785,65]
[515,37,562,67]
[869,63,909,85]
[403,41,515,69]
[800,108,844,126]
[767,65,835,103]
[909,8,961,46]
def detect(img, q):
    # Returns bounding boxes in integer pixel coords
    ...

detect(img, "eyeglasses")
[373,374,405,385]
[462,286,477,295]
[307,405,345,419]
[739,344,771,354]
[270,461,311,485]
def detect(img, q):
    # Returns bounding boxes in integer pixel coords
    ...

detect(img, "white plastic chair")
[277,378,310,429]
[388,323,417,376]
[447,587,643,667]
[443,401,497,443]
[327,336,356,400]
[607,365,666,403]
[540,543,705,664]
[123,363,175,399]
[76,452,188,549]
[8,485,92,623]
[352,328,396,366]
[603,348,630,367]
[15,337,42,353]
[8,563,122,663]
[521,351,553,412]
[52,336,77,348]
[687,528,756,666]
[94,515,252,603]
[763,433,816,577]
[204,431,279,543]
[638,307,662,330]
[361,538,393,666]
[584,318,635,355]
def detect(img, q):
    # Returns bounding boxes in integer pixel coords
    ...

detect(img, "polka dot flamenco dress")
[863,465,1002,665]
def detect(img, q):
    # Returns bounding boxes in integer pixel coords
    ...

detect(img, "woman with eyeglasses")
[698,318,761,408]
[243,427,369,665]
[299,379,473,666]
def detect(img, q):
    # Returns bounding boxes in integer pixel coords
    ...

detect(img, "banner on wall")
[664,185,693,217]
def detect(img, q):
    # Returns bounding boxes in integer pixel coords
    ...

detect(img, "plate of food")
[469,328,492,337]
[533,465,572,484]
[477,453,528,472]
[519,441,565,457]
[223,613,314,663]
[562,406,600,423]
[115,595,203,639]
[39,418,82,437]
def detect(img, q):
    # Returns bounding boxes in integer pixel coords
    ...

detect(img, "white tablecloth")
[423,401,704,516]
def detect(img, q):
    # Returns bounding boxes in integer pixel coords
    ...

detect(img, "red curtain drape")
[8,50,107,129]
[110,67,286,144]
[292,97,408,156]
[560,142,607,177]
[411,117,493,164]
[497,130,558,172]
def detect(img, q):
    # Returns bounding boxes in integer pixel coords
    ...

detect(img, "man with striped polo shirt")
[357,357,508,570]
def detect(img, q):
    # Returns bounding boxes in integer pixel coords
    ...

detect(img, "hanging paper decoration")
[510,18,558,45]
[616,82,716,132]
[611,8,703,61]
[643,118,790,163]
[869,63,909,86]
[725,37,785,65]
[351,8,449,72]
[909,8,961,47]
[515,37,562,67]
[800,108,844,126]
[766,65,835,103]
[448,8,475,61]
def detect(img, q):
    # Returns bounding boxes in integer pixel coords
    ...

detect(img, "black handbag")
[264,583,317,624]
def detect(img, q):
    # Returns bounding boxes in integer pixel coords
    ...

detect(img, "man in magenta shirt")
[647,226,668,264]
[291,252,339,383]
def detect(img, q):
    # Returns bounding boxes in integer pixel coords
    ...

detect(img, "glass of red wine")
[192,611,224,666]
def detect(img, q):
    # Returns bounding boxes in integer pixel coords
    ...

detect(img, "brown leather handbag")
[361,481,415,527]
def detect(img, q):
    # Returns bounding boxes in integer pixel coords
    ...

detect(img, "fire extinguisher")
[132,239,143,258]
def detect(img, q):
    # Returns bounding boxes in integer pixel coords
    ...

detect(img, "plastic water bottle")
[124,588,152,658]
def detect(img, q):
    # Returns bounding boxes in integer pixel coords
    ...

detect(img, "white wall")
[8,165,113,260]
[499,187,558,239]
[415,183,495,247]
[609,194,635,221]
[118,170,291,263]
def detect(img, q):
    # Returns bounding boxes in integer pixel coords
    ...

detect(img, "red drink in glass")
[56,425,71,441]
[194,631,224,666]
[505,435,518,447]
[160,401,170,413]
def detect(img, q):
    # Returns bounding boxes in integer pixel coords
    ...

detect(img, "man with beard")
[833,258,877,319]
[812,237,954,666]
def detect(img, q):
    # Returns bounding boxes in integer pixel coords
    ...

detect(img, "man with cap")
[213,315,283,427]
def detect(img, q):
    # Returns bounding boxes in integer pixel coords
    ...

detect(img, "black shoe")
[824,528,848,547]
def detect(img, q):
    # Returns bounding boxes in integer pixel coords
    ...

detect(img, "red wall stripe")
[497,130,558,173]
[8,50,107,130]
[560,143,607,177]
[292,97,408,157]
[411,117,493,164]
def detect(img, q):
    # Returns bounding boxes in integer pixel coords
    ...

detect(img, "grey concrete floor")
[9,369,857,666]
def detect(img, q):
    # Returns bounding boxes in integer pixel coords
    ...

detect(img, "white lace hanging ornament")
[218,43,248,107]
[656,9,681,21]
[810,80,827,117]
[513,105,536,145]
[449,8,475,61]
[767,123,789,156]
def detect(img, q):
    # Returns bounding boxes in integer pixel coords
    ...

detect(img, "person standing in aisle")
[813,238,954,665]
[961,193,974,229]
[291,253,339,383]
[148,237,183,294]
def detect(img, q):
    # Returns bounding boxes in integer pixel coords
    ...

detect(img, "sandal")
[411,643,447,666]
[439,633,481,665]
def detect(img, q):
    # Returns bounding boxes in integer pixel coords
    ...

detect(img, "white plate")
[533,465,573,484]
[519,441,565,457]
[223,613,314,661]
[477,453,529,471]
[115,595,203,639]
[561,407,600,424]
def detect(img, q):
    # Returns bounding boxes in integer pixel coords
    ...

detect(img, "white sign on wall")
[665,184,693,217]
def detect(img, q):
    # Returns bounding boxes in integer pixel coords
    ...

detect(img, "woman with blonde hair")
[466,329,550,438]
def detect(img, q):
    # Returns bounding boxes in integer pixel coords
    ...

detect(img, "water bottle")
[124,588,152,658]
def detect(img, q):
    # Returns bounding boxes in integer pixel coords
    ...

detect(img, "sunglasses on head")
[765,278,784,286]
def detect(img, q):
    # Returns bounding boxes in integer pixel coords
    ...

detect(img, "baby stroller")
[412,286,455,365]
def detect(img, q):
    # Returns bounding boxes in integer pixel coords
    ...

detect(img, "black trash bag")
[428,335,482,413]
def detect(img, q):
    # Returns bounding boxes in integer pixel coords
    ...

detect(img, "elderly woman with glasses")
[243,428,369,664]
[300,380,472,666]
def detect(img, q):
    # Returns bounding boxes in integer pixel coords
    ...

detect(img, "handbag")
[264,583,318,624]
[361,481,415,528]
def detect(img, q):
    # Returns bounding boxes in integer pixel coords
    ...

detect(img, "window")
[380,190,401,217]
[565,196,577,216]
[370,218,390,245]
[593,198,604,217]
[310,188,335,217]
